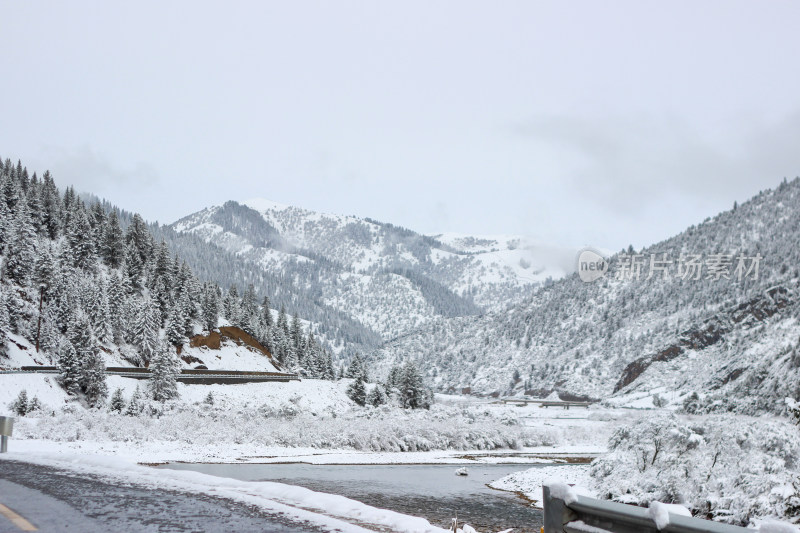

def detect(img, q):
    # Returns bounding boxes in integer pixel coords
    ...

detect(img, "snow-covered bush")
[15,402,560,452]
[590,413,800,526]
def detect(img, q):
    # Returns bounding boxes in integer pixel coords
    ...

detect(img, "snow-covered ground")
[0,452,453,533]
[489,464,594,506]
[0,376,619,532]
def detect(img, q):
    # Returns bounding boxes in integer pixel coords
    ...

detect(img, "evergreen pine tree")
[40,170,62,240]
[345,353,365,379]
[26,183,45,236]
[102,209,125,268]
[241,284,257,329]
[398,361,431,409]
[109,387,125,412]
[56,339,81,396]
[322,350,336,381]
[33,243,56,293]
[202,283,219,330]
[367,383,387,407]
[126,385,143,416]
[347,375,367,406]
[4,202,37,284]
[133,295,160,363]
[12,390,29,416]
[27,395,42,413]
[80,349,108,407]
[0,288,10,358]
[125,213,151,266]
[148,342,180,401]
[68,310,97,361]
[165,301,188,346]
[107,271,126,343]
[88,278,112,345]
[224,286,240,326]
[66,205,96,270]
[261,296,273,328]
[124,244,143,293]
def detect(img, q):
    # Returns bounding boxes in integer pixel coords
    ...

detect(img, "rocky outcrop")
[614,286,792,393]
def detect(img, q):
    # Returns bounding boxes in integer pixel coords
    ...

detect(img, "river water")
[158,462,544,532]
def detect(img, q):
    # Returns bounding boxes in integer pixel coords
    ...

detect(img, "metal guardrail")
[0,366,300,383]
[0,416,13,453]
[542,484,755,533]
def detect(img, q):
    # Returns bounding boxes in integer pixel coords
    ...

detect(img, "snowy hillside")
[170,199,572,342]
[372,177,800,414]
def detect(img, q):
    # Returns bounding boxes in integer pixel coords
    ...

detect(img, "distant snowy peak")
[242,198,291,213]
[430,232,529,253]
[170,198,576,343]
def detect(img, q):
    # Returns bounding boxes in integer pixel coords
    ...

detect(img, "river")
[158,462,545,532]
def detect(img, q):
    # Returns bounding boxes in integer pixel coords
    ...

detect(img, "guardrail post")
[0,416,14,453]
[543,485,575,533]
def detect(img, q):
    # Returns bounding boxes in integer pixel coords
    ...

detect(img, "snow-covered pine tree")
[347,375,367,406]
[56,339,81,396]
[399,361,431,409]
[107,271,126,343]
[178,287,194,335]
[0,189,11,255]
[67,310,96,360]
[27,395,42,413]
[88,278,112,345]
[133,295,160,364]
[367,383,387,407]
[101,209,125,268]
[290,313,303,359]
[151,275,171,324]
[40,170,62,240]
[201,282,219,331]
[80,349,108,407]
[87,201,107,252]
[125,385,143,416]
[4,202,37,284]
[123,244,143,293]
[322,350,336,380]
[25,175,45,236]
[12,389,29,416]
[0,287,9,357]
[345,353,365,379]
[33,243,56,293]
[65,204,96,271]
[125,213,152,266]
[165,300,188,346]
[109,387,125,412]
[277,305,288,337]
[261,296,273,328]
[223,286,240,326]
[241,284,257,330]
[148,342,181,401]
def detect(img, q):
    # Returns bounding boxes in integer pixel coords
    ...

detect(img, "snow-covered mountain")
[170,199,574,343]
[371,178,800,414]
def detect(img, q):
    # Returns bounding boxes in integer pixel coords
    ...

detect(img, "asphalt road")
[0,460,333,533]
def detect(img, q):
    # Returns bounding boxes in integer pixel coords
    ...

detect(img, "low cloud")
[509,112,800,214]
[39,145,159,194]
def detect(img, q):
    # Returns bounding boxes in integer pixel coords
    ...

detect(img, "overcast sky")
[2,1,799,251]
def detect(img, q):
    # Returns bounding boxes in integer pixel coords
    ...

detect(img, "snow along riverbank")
[0,452,455,533]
